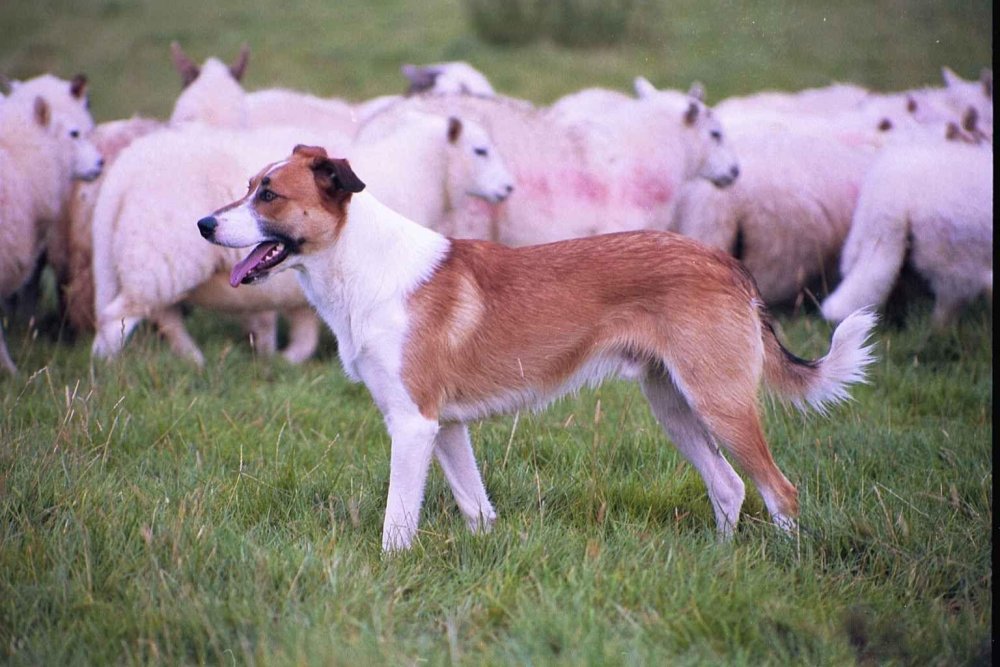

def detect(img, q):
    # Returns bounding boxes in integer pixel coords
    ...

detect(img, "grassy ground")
[1,1,993,664]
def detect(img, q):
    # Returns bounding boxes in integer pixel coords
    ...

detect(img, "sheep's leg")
[0,325,17,375]
[152,306,205,367]
[281,307,321,364]
[92,294,143,360]
[822,216,908,323]
[241,311,278,356]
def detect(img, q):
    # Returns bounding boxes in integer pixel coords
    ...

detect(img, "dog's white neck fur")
[295,192,451,381]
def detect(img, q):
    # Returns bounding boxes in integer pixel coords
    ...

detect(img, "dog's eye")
[474,147,488,157]
[258,189,277,203]
[70,130,80,139]
[710,130,722,142]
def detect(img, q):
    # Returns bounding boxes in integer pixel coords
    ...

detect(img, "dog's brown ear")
[310,156,366,202]
[171,42,200,88]
[70,74,88,99]
[294,144,328,160]
[230,44,250,82]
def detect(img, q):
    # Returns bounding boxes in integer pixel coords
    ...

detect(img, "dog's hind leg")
[641,373,746,535]
[434,423,496,534]
[672,372,799,532]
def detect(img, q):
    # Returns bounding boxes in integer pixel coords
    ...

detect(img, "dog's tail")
[761,305,878,413]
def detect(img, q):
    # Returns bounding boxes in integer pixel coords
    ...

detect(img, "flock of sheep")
[0,44,993,376]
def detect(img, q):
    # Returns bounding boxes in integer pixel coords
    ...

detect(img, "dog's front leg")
[381,412,440,553]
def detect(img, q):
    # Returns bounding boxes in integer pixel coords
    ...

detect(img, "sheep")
[670,121,877,305]
[245,88,359,136]
[90,112,512,365]
[400,61,496,96]
[48,116,165,333]
[1,74,102,374]
[247,60,498,134]
[821,137,992,328]
[359,79,738,246]
[168,42,250,128]
[51,44,253,336]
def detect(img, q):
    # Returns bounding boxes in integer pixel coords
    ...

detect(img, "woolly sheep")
[49,116,165,333]
[1,74,102,374]
[821,138,992,328]
[168,42,250,128]
[360,80,738,246]
[90,112,512,364]
[670,122,876,305]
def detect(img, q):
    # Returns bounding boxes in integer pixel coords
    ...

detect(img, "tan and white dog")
[198,145,877,552]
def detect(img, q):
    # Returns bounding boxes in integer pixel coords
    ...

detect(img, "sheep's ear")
[70,73,88,99]
[981,68,993,99]
[961,106,979,133]
[230,44,250,82]
[171,42,200,88]
[687,81,706,102]
[34,96,50,127]
[941,66,962,88]
[402,64,440,95]
[634,76,657,99]
[683,100,699,126]
[945,122,961,142]
[447,116,463,144]
[905,94,918,113]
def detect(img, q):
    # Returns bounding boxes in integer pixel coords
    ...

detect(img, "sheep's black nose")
[197,216,218,239]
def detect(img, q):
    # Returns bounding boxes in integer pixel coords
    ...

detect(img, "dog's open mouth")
[230,241,290,287]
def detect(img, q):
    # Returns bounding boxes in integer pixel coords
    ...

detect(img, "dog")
[197,144,878,552]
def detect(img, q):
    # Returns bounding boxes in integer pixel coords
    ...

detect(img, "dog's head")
[198,145,365,287]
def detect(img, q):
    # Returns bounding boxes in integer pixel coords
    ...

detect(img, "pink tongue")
[230,242,278,287]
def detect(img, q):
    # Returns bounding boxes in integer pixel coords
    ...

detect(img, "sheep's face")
[683,101,740,189]
[445,116,515,204]
[11,74,103,181]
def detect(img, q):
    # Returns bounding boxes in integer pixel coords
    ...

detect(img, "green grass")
[1,1,993,664]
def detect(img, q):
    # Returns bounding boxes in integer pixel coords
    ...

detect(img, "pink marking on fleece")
[624,166,674,209]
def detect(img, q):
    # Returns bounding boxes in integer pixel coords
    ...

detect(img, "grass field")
[1,1,993,664]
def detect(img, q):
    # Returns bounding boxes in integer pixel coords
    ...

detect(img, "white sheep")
[1,74,102,374]
[168,42,250,128]
[400,61,496,96]
[49,116,164,333]
[90,112,512,365]
[821,138,992,328]
[670,121,877,305]
[360,80,738,246]
[246,61,498,134]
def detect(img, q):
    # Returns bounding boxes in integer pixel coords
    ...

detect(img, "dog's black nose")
[197,216,218,239]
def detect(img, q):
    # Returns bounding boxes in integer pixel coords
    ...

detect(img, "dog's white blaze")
[212,200,268,248]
